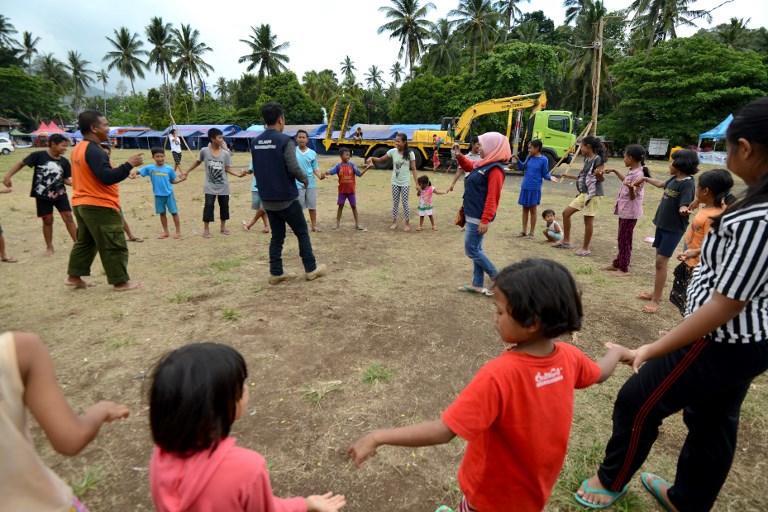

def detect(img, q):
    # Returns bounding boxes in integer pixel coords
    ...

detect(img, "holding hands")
[126,153,143,168]
[347,432,378,468]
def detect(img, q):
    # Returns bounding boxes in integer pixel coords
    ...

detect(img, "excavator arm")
[453,91,547,141]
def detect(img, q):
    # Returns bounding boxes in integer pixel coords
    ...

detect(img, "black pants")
[265,200,316,276]
[203,194,229,222]
[597,338,768,511]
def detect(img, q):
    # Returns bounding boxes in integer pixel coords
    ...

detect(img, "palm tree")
[214,76,228,101]
[95,69,108,114]
[494,0,530,41]
[0,15,17,48]
[390,61,404,84]
[238,24,289,79]
[67,50,94,112]
[564,0,588,25]
[146,17,174,107]
[422,17,460,75]
[172,23,214,109]
[302,70,320,101]
[716,17,750,49]
[103,26,148,95]
[340,55,356,81]
[317,70,339,105]
[449,0,502,73]
[365,65,385,90]
[510,20,543,43]
[21,31,40,74]
[378,0,436,76]
[35,53,70,93]
[630,0,710,53]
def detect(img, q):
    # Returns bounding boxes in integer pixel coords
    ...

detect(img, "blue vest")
[250,129,298,202]
[463,163,505,221]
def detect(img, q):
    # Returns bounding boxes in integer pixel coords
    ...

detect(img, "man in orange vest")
[65,110,143,290]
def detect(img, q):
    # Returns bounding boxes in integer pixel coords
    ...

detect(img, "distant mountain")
[85,85,116,98]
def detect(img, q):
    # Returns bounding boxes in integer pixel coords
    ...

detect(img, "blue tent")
[698,114,733,146]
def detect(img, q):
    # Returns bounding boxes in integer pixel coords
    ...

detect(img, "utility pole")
[591,15,624,136]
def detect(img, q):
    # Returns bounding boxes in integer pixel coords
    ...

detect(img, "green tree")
[494,0,530,41]
[510,11,558,44]
[34,53,69,93]
[317,69,339,105]
[214,76,229,102]
[66,50,94,112]
[252,71,323,124]
[716,17,751,50]
[103,27,147,95]
[233,73,262,110]
[238,24,290,79]
[391,73,459,122]
[0,14,17,48]
[390,61,404,84]
[449,0,502,73]
[21,31,40,74]
[630,0,710,53]
[95,69,109,114]
[138,88,170,129]
[146,17,175,107]
[365,65,385,90]
[0,67,66,126]
[340,55,356,81]
[602,37,768,145]
[172,24,214,110]
[378,0,436,76]
[422,18,461,75]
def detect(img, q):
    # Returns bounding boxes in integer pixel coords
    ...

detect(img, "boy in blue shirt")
[130,147,186,239]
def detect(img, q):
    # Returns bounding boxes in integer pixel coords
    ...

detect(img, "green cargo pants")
[67,205,130,285]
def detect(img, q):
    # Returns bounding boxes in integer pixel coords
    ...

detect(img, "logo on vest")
[535,367,564,388]
[254,139,276,150]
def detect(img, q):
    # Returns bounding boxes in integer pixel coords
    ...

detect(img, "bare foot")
[242,220,250,231]
[158,233,169,239]
[416,226,424,231]
[643,301,660,313]
[113,280,142,291]
[403,225,411,232]
[576,475,615,507]
[45,248,55,256]
[432,226,437,230]
[390,222,398,230]
[202,231,211,238]
[64,277,90,288]
[174,232,181,239]
[637,291,654,300]
[261,227,270,233]
[221,229,230,235]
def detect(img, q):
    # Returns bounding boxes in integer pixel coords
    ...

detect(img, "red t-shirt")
[329,162,359,194]
[441,343,601,512]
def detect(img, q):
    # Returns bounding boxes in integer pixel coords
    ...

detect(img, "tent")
[698,114,732,147]
[697,114,732,166]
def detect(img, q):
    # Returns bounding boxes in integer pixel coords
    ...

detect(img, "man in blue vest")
[251,103,326,284]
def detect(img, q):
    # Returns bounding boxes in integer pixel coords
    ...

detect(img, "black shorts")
[36,195,72,217]
[172,151,182,164]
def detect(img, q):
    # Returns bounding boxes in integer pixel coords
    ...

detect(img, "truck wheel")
[1,148,9,155]
[371,147,392,169]
[543,151,556,171]
[411,149,424,169]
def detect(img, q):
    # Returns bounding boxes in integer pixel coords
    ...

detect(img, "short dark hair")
[417,175,431,187]
[670,148,699,176]
[528,139,543,150]
[698,169,735,207]
[208,127,223,140]
[170,129,177,135]
[78,110,104,135]
[493,259,582,338]
[261,102,284,125]
[471,136,480,145]
[151,146,164,156]
[48,133,69,145]
[541,208,555,218]
[338,147,350,156]
[296,129,308,138]
[149,343,247,456]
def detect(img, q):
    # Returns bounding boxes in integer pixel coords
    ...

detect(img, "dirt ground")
[1,147,765,511]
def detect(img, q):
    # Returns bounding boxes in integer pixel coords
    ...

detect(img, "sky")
[4,0,767,94]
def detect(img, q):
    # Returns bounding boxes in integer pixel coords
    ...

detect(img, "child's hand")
[550,176,559,183]
[128,171,138,179]
[306,492,347,512]
[347,432,378,467]
[679,206,690,216]
[88,401,130,422]
[631,177,644,187]
[604,342,635,365]
[365,157,373,166]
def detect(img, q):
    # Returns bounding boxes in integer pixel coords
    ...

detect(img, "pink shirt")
[613,167,645,219]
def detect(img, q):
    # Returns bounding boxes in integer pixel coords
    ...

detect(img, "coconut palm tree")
[422,17,460,75]
[238,24,289,79]
[629,0,710,53]
[171,23,214,109]
[510,20,544,43]
[378,0,436,76]
[103,26,147,95]
[0,15,17,48]
[494,0,530,41]
[95,69,108,114]
[365,65,385,90]
[146,17,174,107]
[21,31,40,74]
[302,70,320,101]
[563,0,588,25]
[214,76,229,102]
[340,55,356,81]
[67,50,94,112]
[317,70,339,105]
[35,53,70,93]
[716,17,751,49]
[389,61,404,84]
[449,0,502,73]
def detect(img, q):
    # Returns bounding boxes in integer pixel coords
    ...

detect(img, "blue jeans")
[464,222,498,288]
[265,200,317,276]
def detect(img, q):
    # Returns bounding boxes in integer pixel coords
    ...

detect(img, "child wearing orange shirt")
[348,259,631,512]
[670,169,734,315]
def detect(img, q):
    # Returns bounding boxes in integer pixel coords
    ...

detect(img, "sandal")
[551,242,571,248]
[1,257,18,263]
[127,237,143,242]
[573,479,629,510]
[640,473,676,512]
[515,231,527,238]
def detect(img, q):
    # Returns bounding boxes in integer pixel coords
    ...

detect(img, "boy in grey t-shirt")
[182,128,246,237]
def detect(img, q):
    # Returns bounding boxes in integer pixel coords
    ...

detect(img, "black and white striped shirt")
[686,203,768,343]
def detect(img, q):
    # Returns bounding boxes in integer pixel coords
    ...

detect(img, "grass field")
[1,147,765,511]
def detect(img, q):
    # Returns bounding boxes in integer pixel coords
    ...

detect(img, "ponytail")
[698,169,734,208]
[625,144,651,177]
[582,135,605,161]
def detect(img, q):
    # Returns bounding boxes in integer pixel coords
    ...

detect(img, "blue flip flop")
[574,479,629,509]
[640,472,675,512]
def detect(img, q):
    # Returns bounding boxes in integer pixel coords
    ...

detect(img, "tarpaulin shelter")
[698,115,732,148]
[697,114,732,165]
[168,124,242,151]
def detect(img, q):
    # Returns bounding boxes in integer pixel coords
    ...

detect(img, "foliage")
[238,24,290,79]
[138,88,169,129]
[0,67,67,126]
[602,37,768,146]
[257,72,323,124]
[233,73,262,110]
[378,0,436,76]
[103,27,148,95]
[391,73,460,123]
[171,24,213,109]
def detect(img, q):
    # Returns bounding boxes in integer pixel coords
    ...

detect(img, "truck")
[322,91,576,171]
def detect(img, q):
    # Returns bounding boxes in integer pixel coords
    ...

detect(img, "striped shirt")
[685,203,768,343]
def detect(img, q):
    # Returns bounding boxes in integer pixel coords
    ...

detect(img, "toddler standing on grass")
[130,147,186,239]
[349,259,631,512]
[416,175,448,231]
[326,147,368,231]
[0,331,129,511]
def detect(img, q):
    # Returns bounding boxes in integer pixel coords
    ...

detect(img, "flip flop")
[480,288,494,297]
[552,242,571,249]
[575,250,591,257]
[640,473,675,512]
[573,479,629,509]
[514,231,527,238]
[1,257,17,263]
[458,285,483,294]
[127,237,143,242]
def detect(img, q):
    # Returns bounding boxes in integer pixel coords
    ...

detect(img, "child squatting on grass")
[149,343,346,512]
[129,147,186,239]
[348,259,631,512]
[0,331,130,511]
